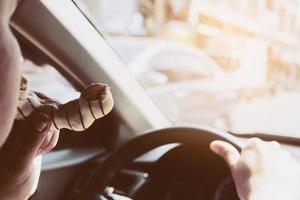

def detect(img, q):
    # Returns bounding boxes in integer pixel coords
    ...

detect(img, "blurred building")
[77,0,300,134]
[79,0,300,90]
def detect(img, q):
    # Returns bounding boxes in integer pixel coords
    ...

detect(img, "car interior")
[8,0,300,200]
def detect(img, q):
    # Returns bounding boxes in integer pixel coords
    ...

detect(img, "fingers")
[29,156,42,197]
[37,130,59,155]
[268,141,281,149]
[34,91,61,106]
[13,112,51,166]
[245,138,281,153]
[210,140,240,169]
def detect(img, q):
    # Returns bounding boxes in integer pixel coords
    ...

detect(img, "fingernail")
[35,122,48,133]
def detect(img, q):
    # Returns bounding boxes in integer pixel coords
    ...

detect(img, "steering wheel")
[79,126,244,200]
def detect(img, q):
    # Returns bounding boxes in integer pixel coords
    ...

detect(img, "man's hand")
[210,138,300,200]
[0,1,59,199]
[0,112,59,200]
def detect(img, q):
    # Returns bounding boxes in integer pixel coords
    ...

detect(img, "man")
[1,1,300,200]
[0,1,59,199]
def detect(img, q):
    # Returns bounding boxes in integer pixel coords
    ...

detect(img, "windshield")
[74,0,300,138]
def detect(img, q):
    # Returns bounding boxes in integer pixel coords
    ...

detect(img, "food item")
[16,76,114,131]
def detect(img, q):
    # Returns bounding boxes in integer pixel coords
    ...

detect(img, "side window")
[18,36,79,103]
[20,60,79,103]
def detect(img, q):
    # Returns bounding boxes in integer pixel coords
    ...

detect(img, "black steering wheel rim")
[81,125,244,199]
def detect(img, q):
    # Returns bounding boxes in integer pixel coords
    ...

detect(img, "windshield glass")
[74,0,300,138]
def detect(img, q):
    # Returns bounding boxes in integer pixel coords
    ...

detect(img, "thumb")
[210,140,240,169]
[13,112,51,166]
